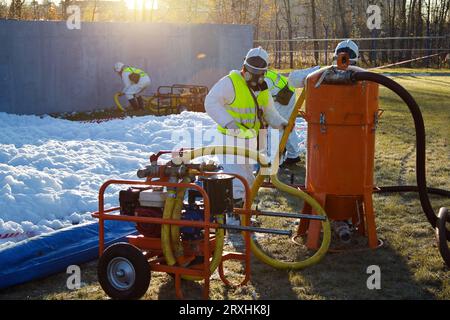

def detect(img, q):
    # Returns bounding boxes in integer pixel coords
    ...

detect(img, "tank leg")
[306,193,326,250]
[363,192,378,248]
[298,202,312,236]
[354,197,366,236]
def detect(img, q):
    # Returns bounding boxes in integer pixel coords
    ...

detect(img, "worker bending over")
[114,62,151,110]
[205,47,287,202]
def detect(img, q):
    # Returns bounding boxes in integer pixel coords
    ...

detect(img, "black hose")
[437,208,450,267]
[352,71,450,240]
[375,186,450,198]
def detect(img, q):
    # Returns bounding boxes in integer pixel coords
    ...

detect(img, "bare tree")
[8,0,26,19]
[281,0,294,68]
[310,0,319,64]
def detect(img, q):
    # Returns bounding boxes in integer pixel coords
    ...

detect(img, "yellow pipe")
[181,215,225,281]
[171,178,189,259]
[181,135,330,270]
[159,175,226,280]
[169,91,329,271]
[279,89,306,161]
[254,173,331,269]
[245,89,330,269]
[114,92,125,112]
[114,92,161,114]
[161,191,177,266]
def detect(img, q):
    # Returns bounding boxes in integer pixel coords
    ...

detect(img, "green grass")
[1,73,449,300]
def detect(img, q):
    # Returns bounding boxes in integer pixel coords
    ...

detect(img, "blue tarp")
[0,220,136,290]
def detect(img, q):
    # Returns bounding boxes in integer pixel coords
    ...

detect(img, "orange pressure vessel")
[298,62,380,249]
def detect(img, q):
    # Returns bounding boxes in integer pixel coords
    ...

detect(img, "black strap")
[248,87,267,130]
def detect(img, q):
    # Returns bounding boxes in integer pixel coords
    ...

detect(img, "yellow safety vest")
[218,71,270,139]
[266,70,295,93]
[124,66,148,78]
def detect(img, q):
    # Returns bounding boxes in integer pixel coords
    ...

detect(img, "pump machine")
[94,53,449,299]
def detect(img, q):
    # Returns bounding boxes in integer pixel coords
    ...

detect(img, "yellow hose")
[114,92,162,114]
[180,89,330,270]
[161,192,177,266]
[251,174,331,269]
[245,89,331,269]
[160,177,226,280]
[171,178,190,259]
[114,92,125,112]
[181,215,225,281]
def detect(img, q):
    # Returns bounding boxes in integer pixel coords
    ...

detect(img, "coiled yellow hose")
[161,89,330,272]
[114,92,161,114]
[181,215,225,281]
[160,177,226,281]
[171,178,190,260]
[161,192,177,266]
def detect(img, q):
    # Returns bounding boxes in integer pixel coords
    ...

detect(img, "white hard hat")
[114,62,125,72]
[334,40,359,64]
[244,47,269,73]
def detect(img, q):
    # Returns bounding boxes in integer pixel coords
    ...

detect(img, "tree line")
[2,0,449,67]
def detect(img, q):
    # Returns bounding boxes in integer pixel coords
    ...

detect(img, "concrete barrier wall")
[0,21,253,114]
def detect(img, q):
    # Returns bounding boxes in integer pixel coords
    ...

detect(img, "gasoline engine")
[119,170,234,242]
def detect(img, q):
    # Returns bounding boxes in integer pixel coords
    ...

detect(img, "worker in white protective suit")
[114,62,151,110]
[333,39,360,65]
[204,47,288,202]
[265,66,320,166]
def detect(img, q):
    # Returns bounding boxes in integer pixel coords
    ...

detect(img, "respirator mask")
[243,57,268,90]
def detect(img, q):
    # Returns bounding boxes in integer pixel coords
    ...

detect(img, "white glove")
[288,66,321,88]
[224,121,239,129]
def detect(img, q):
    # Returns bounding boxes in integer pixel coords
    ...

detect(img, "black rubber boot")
[280,156,301,167]
[136,96,145,110]
[128,98,139,111]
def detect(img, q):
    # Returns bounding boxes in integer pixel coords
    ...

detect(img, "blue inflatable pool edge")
[0,220,136,290]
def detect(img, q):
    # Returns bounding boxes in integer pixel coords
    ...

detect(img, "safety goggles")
[336,48,358,59]
[244,62,268,75]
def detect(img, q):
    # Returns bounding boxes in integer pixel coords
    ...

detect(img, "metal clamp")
[320,113,327,133]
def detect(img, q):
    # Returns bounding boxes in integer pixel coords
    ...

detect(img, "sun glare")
[125,0,159,10]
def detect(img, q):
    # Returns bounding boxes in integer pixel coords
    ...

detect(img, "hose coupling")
[332,220,352,244]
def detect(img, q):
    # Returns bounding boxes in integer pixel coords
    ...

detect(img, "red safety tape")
[0,231,35,240]
[0,232,22,239]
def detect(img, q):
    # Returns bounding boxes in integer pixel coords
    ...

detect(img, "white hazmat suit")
[205,70,288,199]
[121,68,151,100]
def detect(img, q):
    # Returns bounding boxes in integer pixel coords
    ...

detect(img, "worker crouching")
[114,62,151,110]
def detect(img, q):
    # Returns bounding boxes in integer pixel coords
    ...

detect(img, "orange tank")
[298,63,380,249]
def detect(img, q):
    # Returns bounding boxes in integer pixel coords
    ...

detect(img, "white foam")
[0,111,307,248]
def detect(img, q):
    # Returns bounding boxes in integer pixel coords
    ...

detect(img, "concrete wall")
[0,21,253,114]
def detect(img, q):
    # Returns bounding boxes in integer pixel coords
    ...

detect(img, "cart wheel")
[437,208,450,267]
[98,242,151,300]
